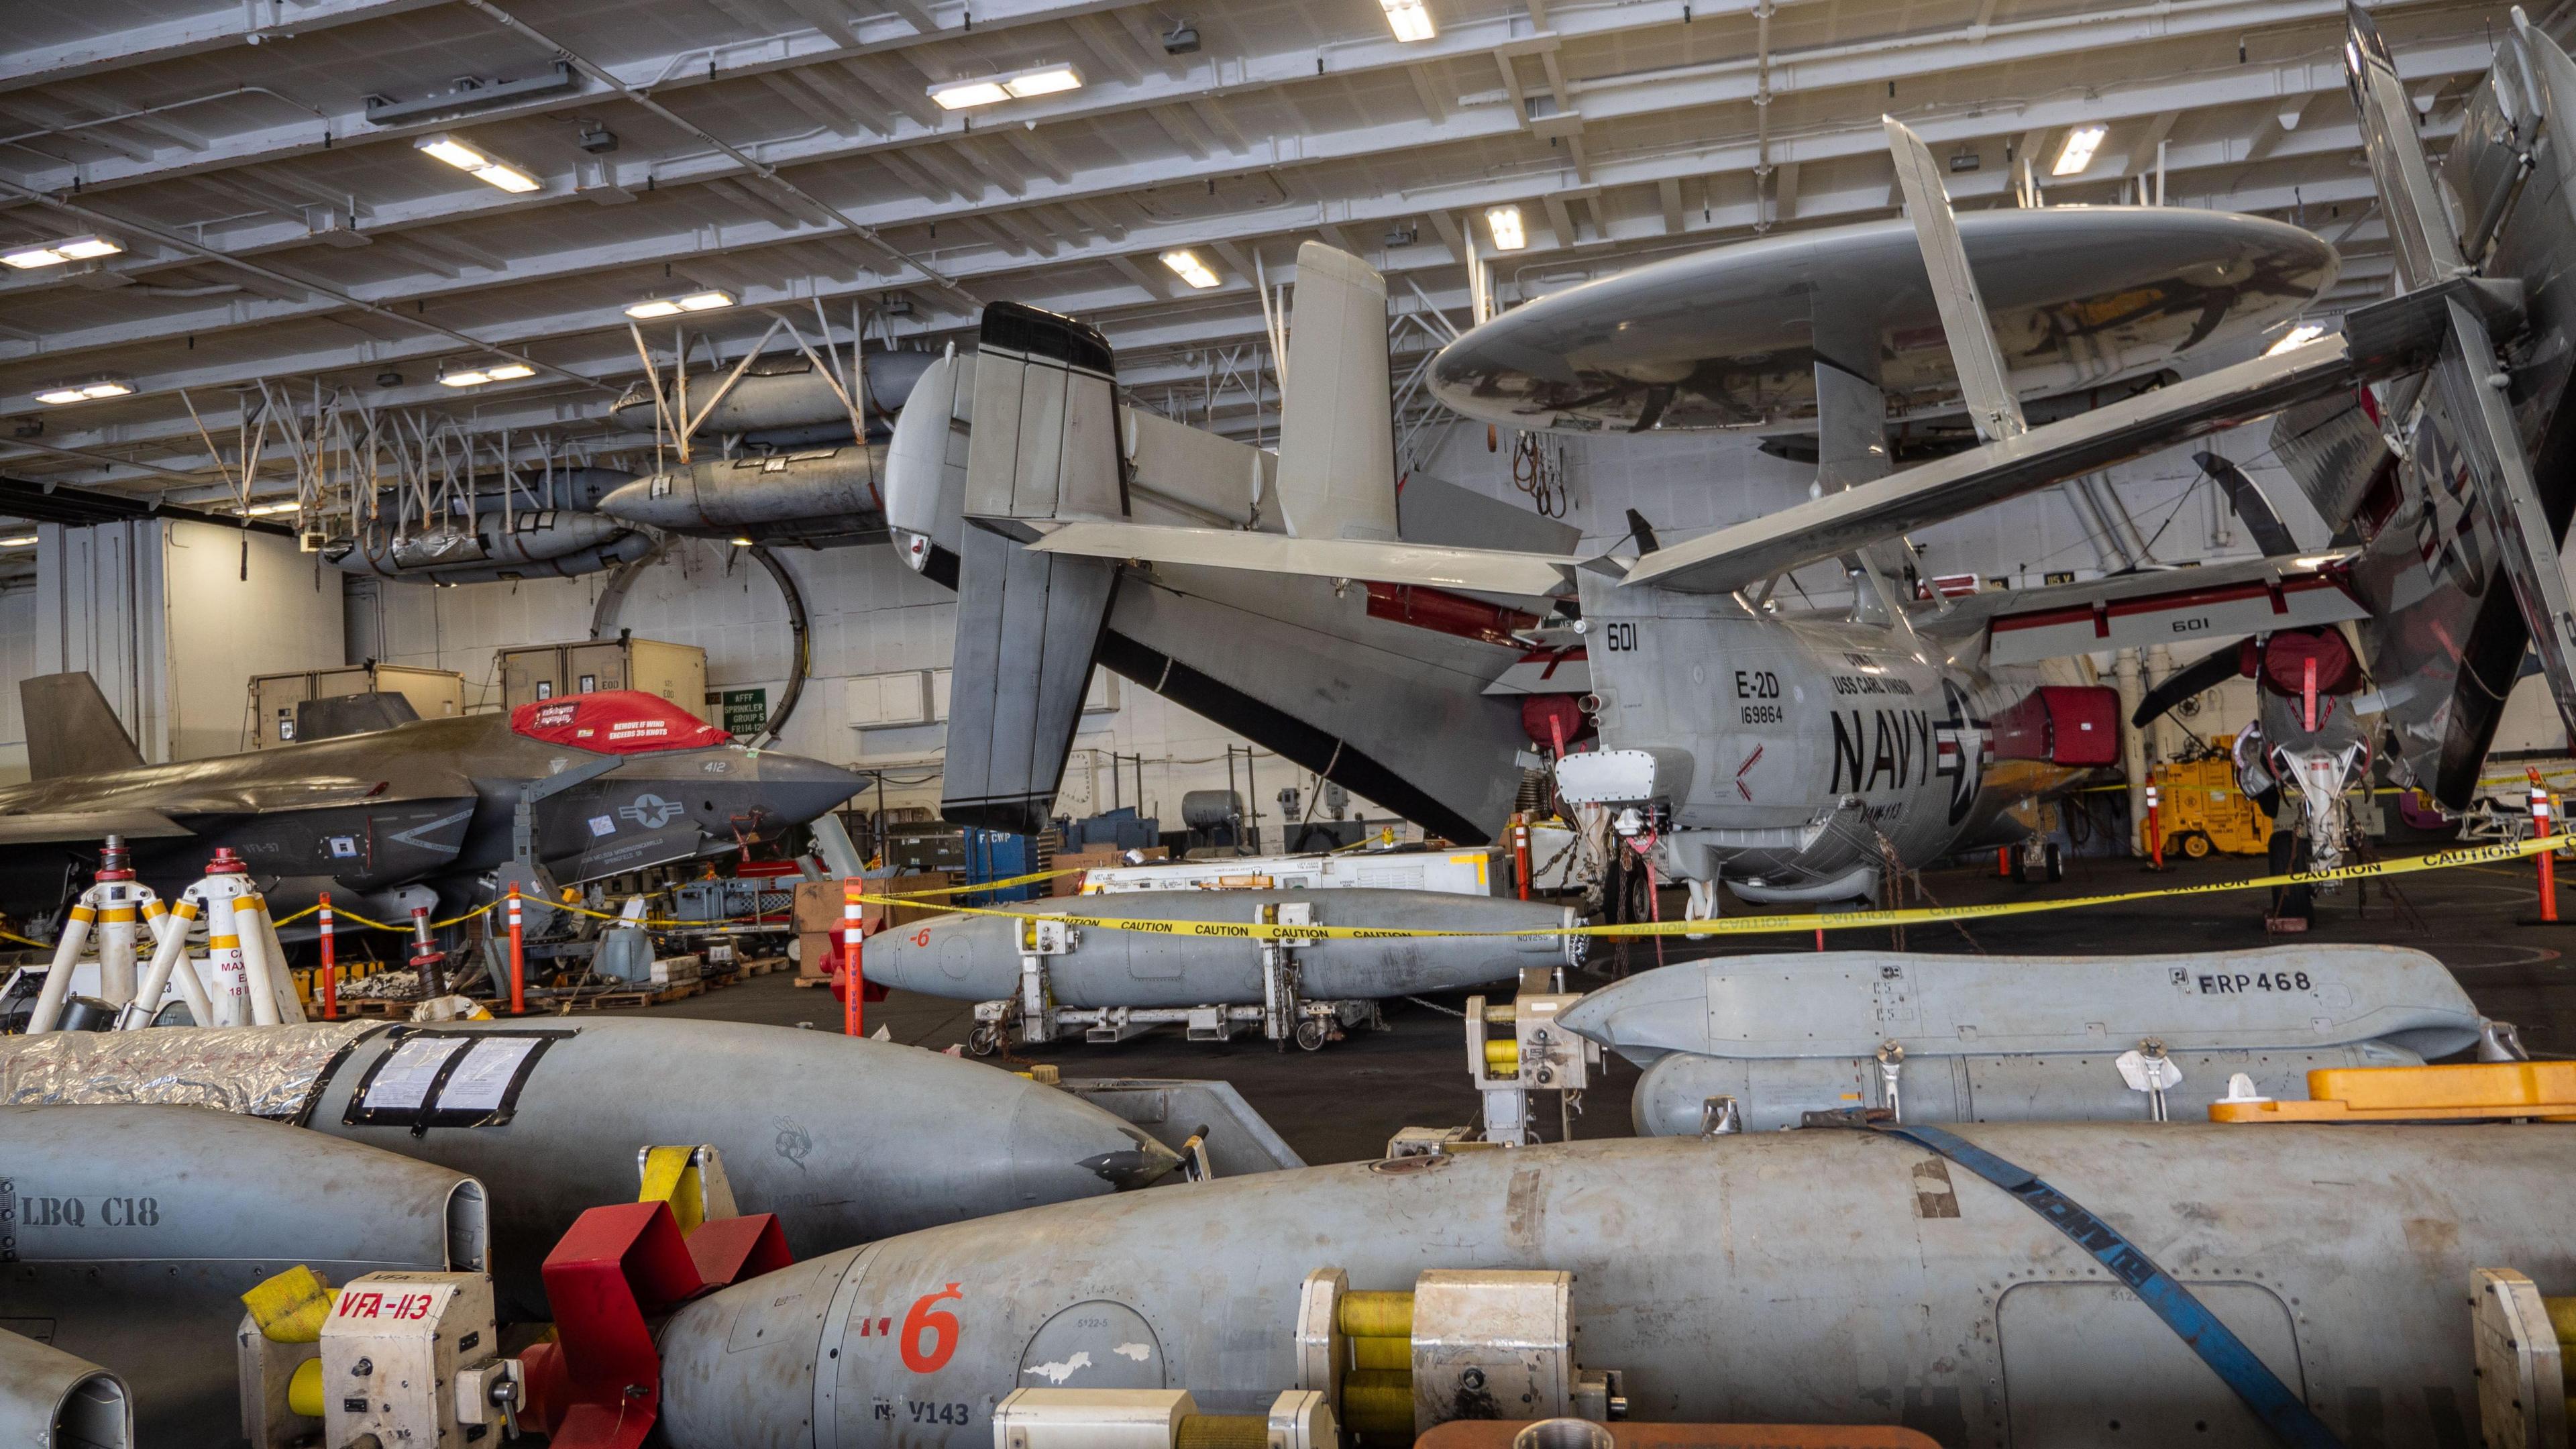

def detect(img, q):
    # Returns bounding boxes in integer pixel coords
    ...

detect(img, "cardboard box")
[797,931,837,981]
[1051,846,1168,896]
[794,873,959,935]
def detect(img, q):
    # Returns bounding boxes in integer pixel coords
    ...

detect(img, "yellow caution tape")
[851,835,2572,943]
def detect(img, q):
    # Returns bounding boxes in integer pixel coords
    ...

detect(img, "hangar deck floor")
[659,851,2576,1167]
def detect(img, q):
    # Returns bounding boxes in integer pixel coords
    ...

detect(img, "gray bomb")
[0,1018,1172,1316]
[0,1104,480,1447]
[862,888,1580,1007]
[657,1124,2573,1447]
[1555,945,2493,1134]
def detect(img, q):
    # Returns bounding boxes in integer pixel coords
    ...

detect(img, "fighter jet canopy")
[509,692,735,753]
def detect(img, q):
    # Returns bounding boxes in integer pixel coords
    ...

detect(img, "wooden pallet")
[737,956,791,978]
[791,973,836,989]
[541,980,707,1012]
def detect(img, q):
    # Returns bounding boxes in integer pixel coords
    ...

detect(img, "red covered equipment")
[510,692,733,754]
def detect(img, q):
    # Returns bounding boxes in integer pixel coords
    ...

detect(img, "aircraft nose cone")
[747,750,867,822]
[596,473,696,529]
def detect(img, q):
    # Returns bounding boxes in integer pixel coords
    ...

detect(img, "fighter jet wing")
[1920,554,2367,665]
[1027,520,1577,598]
[0,808,191,845]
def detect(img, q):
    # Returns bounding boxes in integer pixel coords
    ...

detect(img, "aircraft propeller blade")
[2131,643,2245,729]
[2192,452,2299,558]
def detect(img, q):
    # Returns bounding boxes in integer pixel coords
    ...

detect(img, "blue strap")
[1879,1120,2345,1449]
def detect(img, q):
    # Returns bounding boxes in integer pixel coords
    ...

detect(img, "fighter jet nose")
[745,751,867,822]
[1008,1091,1167,1203]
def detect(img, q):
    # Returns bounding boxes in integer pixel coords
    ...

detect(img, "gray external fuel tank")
[1554,946,2490,1134]
[862,889,1579,1008]
[0,1019,1173,1318]
[659,1125,2576,1448]
[0,1104,480,1447]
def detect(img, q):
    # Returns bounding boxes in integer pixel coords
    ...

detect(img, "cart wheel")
[967,1024,1002,1057]
[1294,1018,1330,1052]
[2044,843,2064,882]
[2181,831,2214,860]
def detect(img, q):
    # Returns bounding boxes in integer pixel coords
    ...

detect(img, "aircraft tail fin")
[21,672,145,780]
[945,303,1124,833]
[1277,243,1401,541]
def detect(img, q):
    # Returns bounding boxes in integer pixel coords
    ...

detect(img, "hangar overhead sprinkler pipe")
[843,879,865,1037]
[318,893,337,1020]
[506,886,527,1016]
[2530,767,2558,925]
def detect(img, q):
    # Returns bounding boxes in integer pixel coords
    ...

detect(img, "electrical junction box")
[320,1271,500,1449]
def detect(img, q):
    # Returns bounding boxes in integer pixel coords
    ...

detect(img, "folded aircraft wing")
[1027,520,1576,598]
[1921,555,2368,665]
[1625,338,2380,595]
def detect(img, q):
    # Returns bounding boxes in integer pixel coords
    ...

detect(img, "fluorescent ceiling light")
[438,367,492,388]
[2051,124,2107,177]
[1005,65,1083,98]
[1161,249,1220,289]
[1485,204,1527,251]
[417,135,491,169]
[484,362,536,380]
[417,133,540,193]
[2265,323,2326,357]
[33,386,87,405]
[931,64,1085,109]
[3,233,122,270]
[1381,0,1435,42]
[242,502,297,517]
[929,79,1013,110]
[78,380,133,398]
[0,535,36,547]
[676,289,735,311]
[731,536,754,546]
[37,376,130,404]
[625,298,684,319]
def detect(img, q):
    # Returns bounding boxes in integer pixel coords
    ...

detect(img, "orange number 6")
[912,927,933,949]
[901,1283,963,1372]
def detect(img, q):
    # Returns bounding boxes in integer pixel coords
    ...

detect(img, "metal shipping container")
[245,663,466,747]
[496,633,711,723]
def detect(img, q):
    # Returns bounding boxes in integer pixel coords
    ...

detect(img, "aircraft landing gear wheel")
[967,1024,1002,1057]
[1294,1018,1330,1052]
[2044,844,2064,882]
[2180,830,2213,860]
[2010,851,2032,885]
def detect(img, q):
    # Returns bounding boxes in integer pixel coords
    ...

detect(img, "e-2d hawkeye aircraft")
[888,7,2576,913]
[0,675,864,924]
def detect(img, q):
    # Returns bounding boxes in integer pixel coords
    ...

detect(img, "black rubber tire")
[967,1024,1002,1057]
[2010,851,2033,885]
[2181,831,2214,860]
[2044,843,2064,882]
[2267,830,2314,920]
[1294,1018,1329,1052]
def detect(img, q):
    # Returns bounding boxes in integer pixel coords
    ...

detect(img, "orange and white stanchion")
[2531,768,2559,924]
[318,893,339,1020]
[1511,815,1533,901]
[506,885,527,1016]
[2145,780,2165,870]
[841,878,865,1037]
[1996,846,2012,879]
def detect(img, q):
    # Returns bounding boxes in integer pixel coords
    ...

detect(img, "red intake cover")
[511,692,733,754]
[1990,685,2122,767]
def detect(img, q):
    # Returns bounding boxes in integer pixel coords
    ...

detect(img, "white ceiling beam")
[0,65,2455,394]
[0,0,448,93]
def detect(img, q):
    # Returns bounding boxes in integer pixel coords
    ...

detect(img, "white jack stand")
[27,835,175,1032]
